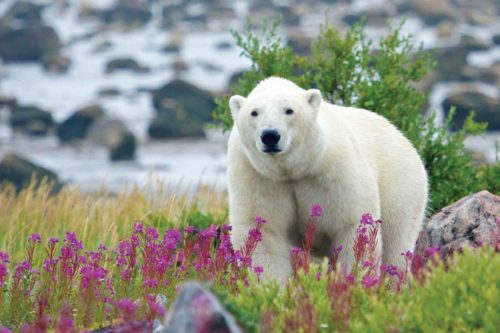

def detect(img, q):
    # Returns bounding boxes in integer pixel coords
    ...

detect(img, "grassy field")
[0,181,227,263]
[0,182,498,332]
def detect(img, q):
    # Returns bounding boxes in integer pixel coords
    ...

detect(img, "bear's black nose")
[261,129,281,146]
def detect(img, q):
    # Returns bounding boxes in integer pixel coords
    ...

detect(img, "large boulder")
[87,118,136,161]
[9,105,54,136]
[149,80,215,138]
[0,1,43,25]
[162,282,243,333]
[415,191,500,255]
[105,57,149,74]
[399,0,457,25]
[57,104,105,142]
[149,105,205,138]
[431,36,490,81]
[0,153,61,192]
[442,87,500,131]
[85,0,152,27]
[108,130,136,161]
[0,24,61,63]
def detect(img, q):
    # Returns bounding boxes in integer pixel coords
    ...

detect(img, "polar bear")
[227,77,428,281]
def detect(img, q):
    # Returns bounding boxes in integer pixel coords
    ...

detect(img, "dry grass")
[0,180,227,262]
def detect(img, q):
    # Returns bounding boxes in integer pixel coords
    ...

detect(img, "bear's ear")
[229,95,246,120]
[305,89,322,110]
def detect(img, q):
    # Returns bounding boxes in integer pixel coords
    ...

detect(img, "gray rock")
[442,86,500,131]
[41,53,71,73]
[105,57,149,74]
[493,34,500,45]
[162,282,243,333]
[399,0,457,25]
[78,116,136,161]
[287,33,312,57]
[0,1,44,25]
[431,35,490,82]
[415,191,500,255]
[108,130,136,161]
[98,87,121,97]
[0,96,17,109]
[149,80,215,138]
[0,24,61,63]
[85,0,152,27]
[57,104,105,142]
[148,103,205,138]
[9,105,54,136]
[0,153,61,192]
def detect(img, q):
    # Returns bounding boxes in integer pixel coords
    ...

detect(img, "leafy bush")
[213,19,499,212]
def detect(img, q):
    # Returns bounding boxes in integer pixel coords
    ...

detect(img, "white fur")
[227,77,428,281]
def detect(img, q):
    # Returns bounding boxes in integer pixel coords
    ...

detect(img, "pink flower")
[28,233,41,243]
[402,251,413,260]
[0,264,7,287]
[43,258,58,273]
[14,261,31,279]
[362,260,373,268]
[48,237,59,245]
[255,216,267,227]
[184,226,196,234]
[200,225,217,239]
[146,294,166,318]
[0,252,9,264]
[361,275,379,288]
[0,327,11,333]
[163,229,181,250]
[254,266,264,277]
[65,232,82,250]
[248,228,262,242]
[424,246,440,258]
[310,204,324,218]
[360,213,374,225]
[143,278,159,289]
[56,308,74,332]
[220,224,232,232]
[116,298,137,319]
[380,265,399,276]
[133,222,144,234]
[146,227,159,241]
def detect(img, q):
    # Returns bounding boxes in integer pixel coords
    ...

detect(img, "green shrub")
[213,19,499,213]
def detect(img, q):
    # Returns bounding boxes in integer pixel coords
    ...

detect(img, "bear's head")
[229,78,323,180]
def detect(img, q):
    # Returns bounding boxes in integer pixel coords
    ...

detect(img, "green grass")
[0,181,227,263]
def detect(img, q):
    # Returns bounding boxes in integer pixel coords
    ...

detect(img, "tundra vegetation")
[0,20,499,332]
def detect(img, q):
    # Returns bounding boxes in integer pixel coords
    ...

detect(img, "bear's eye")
[285,108,294,115]
[251,110,258,117]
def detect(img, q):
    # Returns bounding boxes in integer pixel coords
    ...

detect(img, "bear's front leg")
[231,223,294,282]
